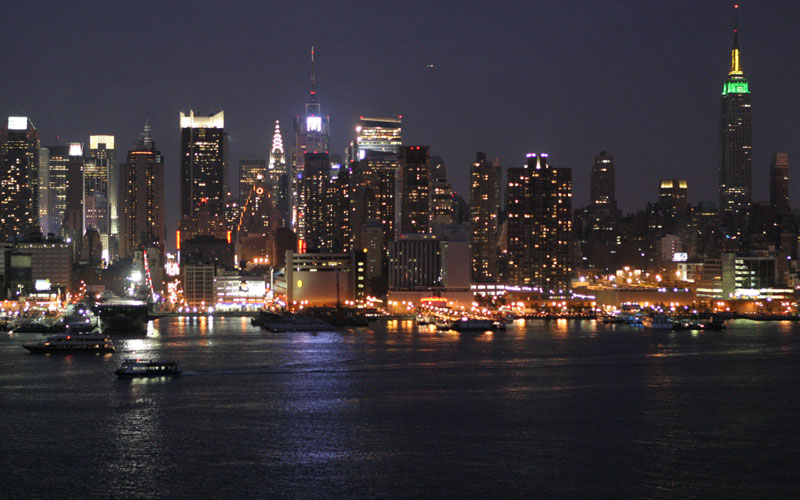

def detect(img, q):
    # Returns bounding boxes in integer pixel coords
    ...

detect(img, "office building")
[590,151,616,216]
[396,146,431,237]
[239,157,267,205]
[44,145,69,236]
[658,179,688,218]
[179,110,226,239]
[0,116,40,240]
[119,123,165,259]
[268,120,289,225]
[62,143,84,250]
[348,116,402,162]
[769,153,790,216]
[88,135,116,259]
[469,152,501,283]
[292,47,330,232]
[719,5,752,225]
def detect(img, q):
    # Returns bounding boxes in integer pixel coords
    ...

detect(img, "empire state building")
[719,4,752,226]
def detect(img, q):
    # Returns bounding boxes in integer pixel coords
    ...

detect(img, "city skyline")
[1,1,799,231]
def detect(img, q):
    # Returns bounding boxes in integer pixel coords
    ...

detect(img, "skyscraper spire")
[310,45,316,102]
[271,120,284,156]
[730,4,742,75]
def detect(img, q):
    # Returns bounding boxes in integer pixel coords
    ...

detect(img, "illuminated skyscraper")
[38,147,49,234]
[293,47,330,233]
[590,151,616,216]
[179,110,226,239]
[88,135,116,259]
[504,154,572,296]
[348,116,402,162]
[239,157,267,205]
[769,153,789,216]
[62,143,85,247]
[469,152,501,283]
[45,145,69,237]
[658,179,688,218]
[298,152,333,252]
[0,116,40,240]
[120,123,165,259]
[268,120,289,224]
[719,4,752,224]
[396,145,431,236]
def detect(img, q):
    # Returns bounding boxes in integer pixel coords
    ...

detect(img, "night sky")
[2,0,799,237]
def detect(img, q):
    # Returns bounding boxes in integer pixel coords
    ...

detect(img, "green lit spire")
[722,4,749,96]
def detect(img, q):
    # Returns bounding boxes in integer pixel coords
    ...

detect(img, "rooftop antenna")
[310,46,316,102]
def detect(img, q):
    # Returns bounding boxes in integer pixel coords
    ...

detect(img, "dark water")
[1,317,798,499]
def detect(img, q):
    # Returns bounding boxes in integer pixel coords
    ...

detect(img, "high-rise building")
[348,116,402,162]
[769,153,790,216]
[179,110,226,240]
[658,179,689,218]
[62,143,85,249]
[0,116,40,240]
[298,152,336,252]
[429,156,454,227]
[396,145,431,237]
[239,157,267,205]
[268,120,289,225]
[88,135,116,259]
[504,154,572,296]
[45,145,69,237]
[590,151,616,216]
[292,47,330,233]
[38,147,49,235]
[469,152,501,283]
[119,123,165,259]
[719,4,752,224]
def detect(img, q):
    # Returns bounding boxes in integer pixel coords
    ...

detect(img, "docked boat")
[93,300,150,335]
[115,359,181,378]
[452,318,497,332]
[434,318,453,331]
[23,333,115,353]
[642,314,673,330]
[251,311,334,332]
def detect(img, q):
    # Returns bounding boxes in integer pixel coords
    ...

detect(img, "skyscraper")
[769,153,790,216]
[504,154,572,296]
[120,123,165,259]
[719,4,752,224]
[298,152,334,252]
[396,145,431,237]
[179,110,226,239]
[0,116,40,240]
[45,145,69,237]
[268,120,289,224]
[590,151,616,216]
[88,135,116,259]
[348,116,402,162]
[469,152,501,283]
[292,47,330,233]
[239,157,267,205]
[658,179,689,218]
[38,146,49,235]
[62,143,84,247]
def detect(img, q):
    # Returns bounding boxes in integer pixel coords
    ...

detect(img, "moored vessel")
[251,310,334,332]
[23,333,115,353]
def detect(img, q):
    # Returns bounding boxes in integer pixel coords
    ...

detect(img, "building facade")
[120,123,165,259]
[469,152,501,283]
[0,116,40,240]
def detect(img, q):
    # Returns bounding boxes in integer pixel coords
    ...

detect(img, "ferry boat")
[115,359,181,378]
[22,333,115,354]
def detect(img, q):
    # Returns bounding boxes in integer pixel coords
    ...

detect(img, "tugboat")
[115,359,181,378]
[23,333,115,353]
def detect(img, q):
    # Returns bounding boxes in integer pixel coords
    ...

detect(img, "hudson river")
[1,317,798,499]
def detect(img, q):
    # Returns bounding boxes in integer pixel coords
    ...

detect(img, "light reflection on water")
[1,317,798,499]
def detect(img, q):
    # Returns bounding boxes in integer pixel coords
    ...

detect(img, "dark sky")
[2,0,799,236]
